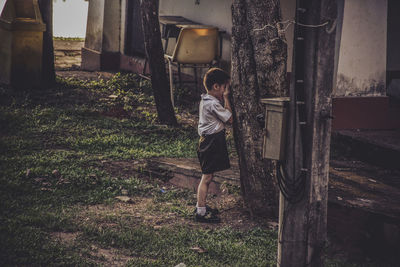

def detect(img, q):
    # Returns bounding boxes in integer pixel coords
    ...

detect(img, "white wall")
[335,0,387,97]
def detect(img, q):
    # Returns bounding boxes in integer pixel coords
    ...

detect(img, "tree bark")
[231,0,288,217]
[38,0,56,87]
[140,0,177,126]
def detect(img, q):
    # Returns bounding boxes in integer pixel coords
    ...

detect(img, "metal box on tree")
[261,97,290,161]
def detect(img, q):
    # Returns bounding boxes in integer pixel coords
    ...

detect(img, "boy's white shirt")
[198,93,232,136]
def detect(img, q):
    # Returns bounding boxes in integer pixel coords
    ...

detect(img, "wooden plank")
[159,15,195,25]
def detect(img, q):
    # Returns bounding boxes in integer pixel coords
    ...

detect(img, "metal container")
[261,97,290,161]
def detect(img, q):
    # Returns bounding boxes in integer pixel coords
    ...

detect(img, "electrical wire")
[275,5,310,204]
[253,19,331,33]
[277,162,306,203]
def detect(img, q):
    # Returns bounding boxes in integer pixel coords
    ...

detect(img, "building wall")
[122,0,389,100]
[159,0,295,71]
[159,0,232,69]
[335,0,387,97]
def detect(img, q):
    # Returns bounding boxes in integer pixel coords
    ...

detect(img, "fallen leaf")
[88,174,97,179]
[40,187,54,192]
[115,196,133,203]
[268,222,279,229]
[52,169,61,178]
[190,246,207,253]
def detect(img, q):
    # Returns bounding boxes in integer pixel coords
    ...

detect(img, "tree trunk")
[231,0,288,217]
[38,0,56,87]
[140,0,177,126]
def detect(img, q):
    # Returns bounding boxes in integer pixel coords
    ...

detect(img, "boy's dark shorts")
[197,130,230,174]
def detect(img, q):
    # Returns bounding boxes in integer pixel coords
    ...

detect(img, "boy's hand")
[223,83,230,98]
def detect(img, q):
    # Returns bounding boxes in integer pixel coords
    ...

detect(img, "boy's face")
[211,81,230,99]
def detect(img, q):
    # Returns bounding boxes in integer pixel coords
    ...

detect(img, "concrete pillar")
[0,0,46,89]
[81,0,121,71]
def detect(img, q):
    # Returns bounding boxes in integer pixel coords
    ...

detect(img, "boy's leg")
[196,173,213,215]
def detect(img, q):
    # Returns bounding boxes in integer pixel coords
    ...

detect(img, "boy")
[195,68,232,223]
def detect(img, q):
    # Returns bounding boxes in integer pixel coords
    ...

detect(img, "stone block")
[0,0,46,89]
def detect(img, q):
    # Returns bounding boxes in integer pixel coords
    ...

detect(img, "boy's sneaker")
[206,205,219,215]
[194,211,221,223]
[193,205,220,216]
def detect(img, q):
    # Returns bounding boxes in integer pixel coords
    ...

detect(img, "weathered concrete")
[53,40,84,70]
[0,0,46,89]
[81,0,121,71]
[140,157,240,195]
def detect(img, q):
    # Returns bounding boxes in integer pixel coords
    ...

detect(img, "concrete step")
[332,129,400,170]
[139,157,240,195]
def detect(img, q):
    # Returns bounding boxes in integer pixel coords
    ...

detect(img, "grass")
[53,36,85,41]
[0,73,277,266]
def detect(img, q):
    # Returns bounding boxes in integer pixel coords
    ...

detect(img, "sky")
[53,0,88,37]
[0,0,88,38]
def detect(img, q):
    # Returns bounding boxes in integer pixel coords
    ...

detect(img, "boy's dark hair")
[203,68,230,92]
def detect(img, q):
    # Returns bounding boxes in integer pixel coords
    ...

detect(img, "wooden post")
[38,0,56,87]
[277,0,338,266]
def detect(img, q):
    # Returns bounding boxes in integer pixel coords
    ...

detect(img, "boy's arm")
[223,85,233,124]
